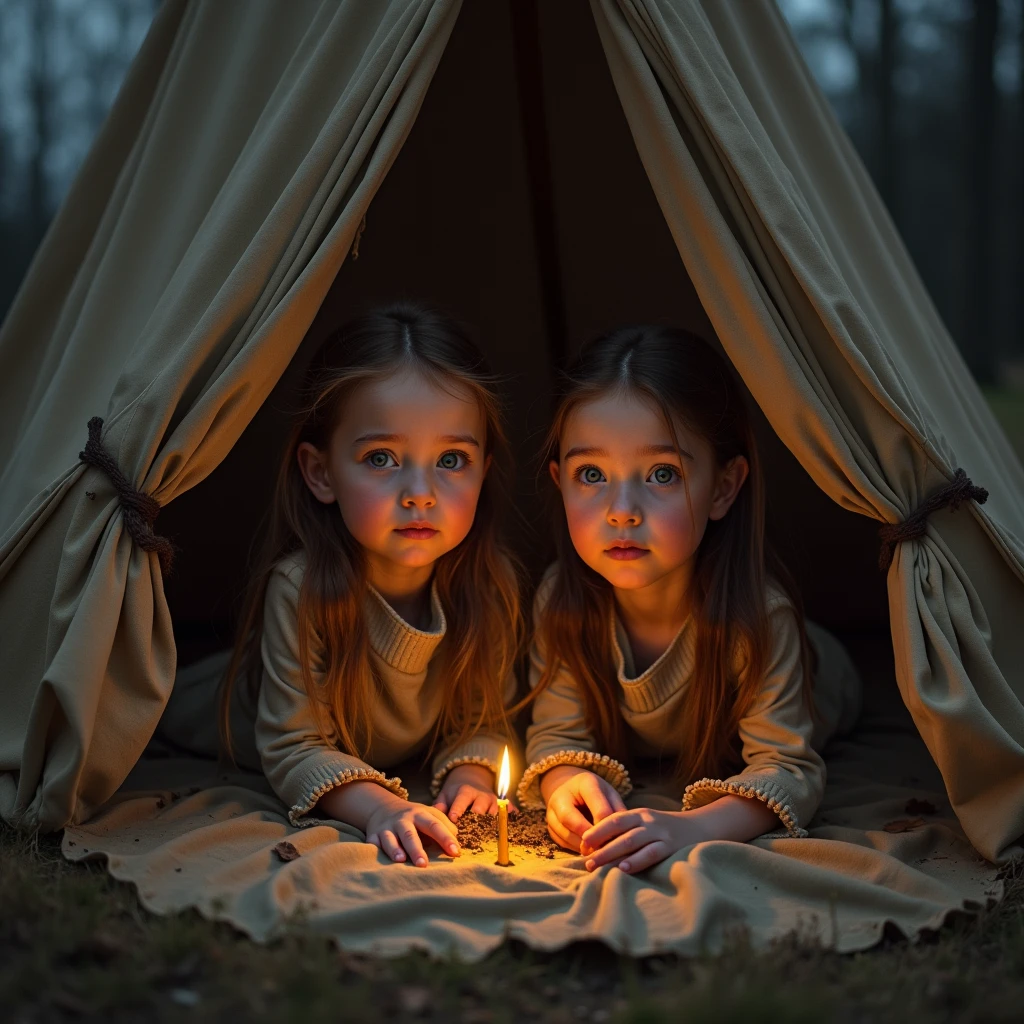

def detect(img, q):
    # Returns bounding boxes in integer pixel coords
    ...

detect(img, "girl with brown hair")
[223,302,522,868]
[518,325,860,874]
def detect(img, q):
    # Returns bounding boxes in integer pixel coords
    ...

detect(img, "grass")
[2,824,1023,1023]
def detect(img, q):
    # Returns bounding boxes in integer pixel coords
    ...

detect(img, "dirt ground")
[2,823,1023,1024]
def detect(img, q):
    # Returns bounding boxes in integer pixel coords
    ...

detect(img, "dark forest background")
[1,0,1022,406]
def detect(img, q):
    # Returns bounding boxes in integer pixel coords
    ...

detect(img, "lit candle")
[496,744,510,867]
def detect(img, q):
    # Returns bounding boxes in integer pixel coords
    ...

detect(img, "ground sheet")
[62,644,1001,961]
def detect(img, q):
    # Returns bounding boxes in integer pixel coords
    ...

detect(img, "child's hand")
[541,766,627,852]
[579,808,707,873]
[433,763,507,822]
[363,792,461,867]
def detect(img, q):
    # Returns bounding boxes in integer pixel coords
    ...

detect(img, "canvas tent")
[1,0,1023,958]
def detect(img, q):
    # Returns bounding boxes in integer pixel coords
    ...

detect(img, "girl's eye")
[437,450,467,470]
[649,465,679,485]
[366,450,397,469]
[578,466,605,485]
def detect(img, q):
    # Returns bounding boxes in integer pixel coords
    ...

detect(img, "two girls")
[237,305,856,873]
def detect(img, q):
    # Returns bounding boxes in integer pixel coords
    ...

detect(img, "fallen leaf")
[905,798,937,815]
[883,817,926,833]
[397,985,431,1015]
[273,841,301,862]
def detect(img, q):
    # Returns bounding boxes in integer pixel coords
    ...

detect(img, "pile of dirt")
[456,808,562,859]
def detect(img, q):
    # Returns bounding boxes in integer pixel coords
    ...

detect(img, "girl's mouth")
[604,543,649,561]
[395,525,439,540]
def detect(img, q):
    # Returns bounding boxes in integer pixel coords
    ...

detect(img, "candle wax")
[497,798,509,866]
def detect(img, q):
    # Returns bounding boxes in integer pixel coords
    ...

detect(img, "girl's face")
[298,367,489,576]
[551,390,748,594]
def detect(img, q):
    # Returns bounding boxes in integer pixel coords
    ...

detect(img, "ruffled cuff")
[288,760,407,828]
[682,775,807,838]
[429,736,507,798]
[516,750,632,809]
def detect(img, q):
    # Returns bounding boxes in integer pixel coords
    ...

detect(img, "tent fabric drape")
[0,0,463,832]
[591,0,1024,863]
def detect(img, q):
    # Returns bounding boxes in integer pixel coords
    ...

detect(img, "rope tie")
[878,468,988,572]
[79,417,175,574]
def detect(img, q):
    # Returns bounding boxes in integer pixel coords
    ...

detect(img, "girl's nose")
[400,468,436,508]
[606,484,642,527]
[607,506,642,527]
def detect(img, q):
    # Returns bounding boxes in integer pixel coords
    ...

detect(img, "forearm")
[684,794,781,842]
[316,779,406,830]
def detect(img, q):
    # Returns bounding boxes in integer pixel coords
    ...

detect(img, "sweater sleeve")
[516,575,631,808]
[681,601,824,837]
[428,668,519,798]
[255,561,407,827]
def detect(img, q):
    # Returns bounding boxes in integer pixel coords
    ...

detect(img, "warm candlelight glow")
[497,745,510,800]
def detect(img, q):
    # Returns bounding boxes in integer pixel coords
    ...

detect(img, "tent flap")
[0,0,462,831]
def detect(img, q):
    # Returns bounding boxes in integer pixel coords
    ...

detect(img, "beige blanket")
[63,650,1000,960]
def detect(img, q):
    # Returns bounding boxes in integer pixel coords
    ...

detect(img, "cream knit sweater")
[256,554,511,826]
[518,572,861,837]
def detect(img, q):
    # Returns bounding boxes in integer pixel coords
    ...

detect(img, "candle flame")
[497,745,510,800]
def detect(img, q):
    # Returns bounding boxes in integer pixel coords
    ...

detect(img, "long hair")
[220,302,522,761]
[534,325,813,783]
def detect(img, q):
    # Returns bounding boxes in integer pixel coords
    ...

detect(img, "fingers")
[432,794,449,814]
[580,811,636,854]
[546,806,582,852]
[447,786,477,822]
[470,791,497,815]
[442,785,501,822]
[425,805,459,838]
[580,775,626,822]
[399,825,429,867]
[584,827,648,870]
[618,841,669,874]
[551,798,595,839]
[378,830,406,863]
[416,812,461,858]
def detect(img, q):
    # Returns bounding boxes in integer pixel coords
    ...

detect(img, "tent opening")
[160,0,888,677]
